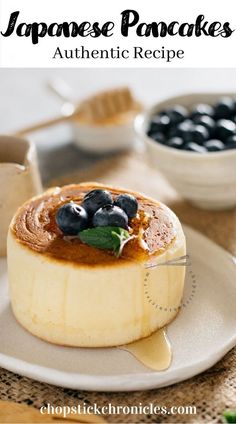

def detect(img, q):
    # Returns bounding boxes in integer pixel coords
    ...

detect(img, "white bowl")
[136,93,236,210]
[72,116,136,153]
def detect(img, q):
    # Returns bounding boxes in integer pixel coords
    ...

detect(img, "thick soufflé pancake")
[8,183,186,347]
[12,183,176,265]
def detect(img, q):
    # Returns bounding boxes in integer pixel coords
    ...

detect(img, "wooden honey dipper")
[14,86,142,136]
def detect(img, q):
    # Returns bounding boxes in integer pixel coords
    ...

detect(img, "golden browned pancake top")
[11,183,176,266]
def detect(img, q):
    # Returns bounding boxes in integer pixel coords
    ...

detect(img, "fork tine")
[145,254,191,269]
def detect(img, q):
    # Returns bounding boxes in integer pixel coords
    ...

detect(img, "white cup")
[71,115,136,153]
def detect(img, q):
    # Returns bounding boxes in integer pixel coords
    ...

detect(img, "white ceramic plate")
[0,226,235,392]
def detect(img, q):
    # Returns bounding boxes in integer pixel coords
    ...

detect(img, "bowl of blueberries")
[136,93,236,210]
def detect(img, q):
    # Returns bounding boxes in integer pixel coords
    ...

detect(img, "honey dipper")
[13,86,141,136]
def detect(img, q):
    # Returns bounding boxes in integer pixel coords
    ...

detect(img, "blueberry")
[231,115,236,124]
[166,105,188,125]
[189,125,209,144]
[92,205,128,229]
[193,115,215,137]
[191,103,214,119]
[56,202,88,235]
[114,194,138,218]
[149,132,165,144]
[225,135,236,149]
[156,110,167,117]
[214,97,234,119]
[166,137,184,149]
[177,119,193,131]
[82,189,113,216]
[184,142,207,153]
[148,115,170,134]
[204,139,225,152]
[215,119,236,140]
[168,119,193,141]
[167,126,178,139]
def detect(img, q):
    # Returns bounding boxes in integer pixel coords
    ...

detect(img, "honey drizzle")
[120,327,171,371]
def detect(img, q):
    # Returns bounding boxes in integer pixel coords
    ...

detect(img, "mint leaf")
[111,229,132,257]
[78,226,131,257]
[223,410,236,423]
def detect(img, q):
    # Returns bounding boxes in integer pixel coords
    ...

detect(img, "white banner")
[0,0,235,68]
